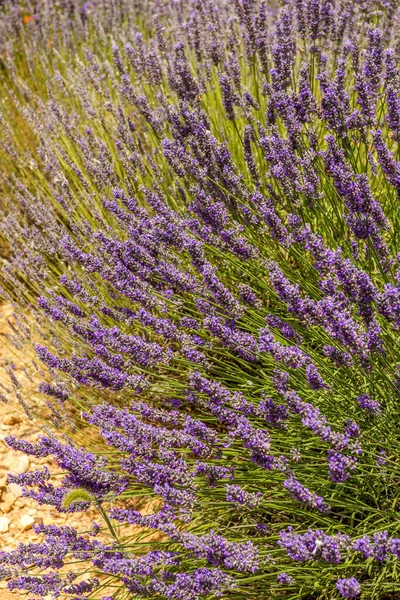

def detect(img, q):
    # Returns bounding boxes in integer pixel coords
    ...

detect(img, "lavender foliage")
[0,0,399,598]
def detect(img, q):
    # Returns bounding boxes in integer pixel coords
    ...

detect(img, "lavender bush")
[1,0,400,597]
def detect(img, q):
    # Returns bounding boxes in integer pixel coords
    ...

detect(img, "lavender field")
[0,0,400,598]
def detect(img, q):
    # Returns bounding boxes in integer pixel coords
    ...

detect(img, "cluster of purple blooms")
[0,0,400,598]
[278,527,400,564]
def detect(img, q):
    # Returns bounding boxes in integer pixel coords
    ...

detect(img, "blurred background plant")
[0,0,400,598]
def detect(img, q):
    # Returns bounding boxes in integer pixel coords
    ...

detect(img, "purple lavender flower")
[279,527,349,563]
[376,449,388,466]
[344,421,360,439]
[259,396,289,427]
[8,572,63,596]
[283,477,329,512]
[390,538,400,559]
[226,484,262,509]
[150,568,236,599]
[352,535,374,559]
[178,530,260,573]
[322,345,354,368]
[327,450,357,483]
[272,7,296,89]
[371,531,389,562]
[305,364,326,390]
[8,466,50,487]
[195,463,234,486]
[352,531,389,562]
[5,435,127,506]
[38,381,70,403]
[277,572,294,584]
[336,577,361,598]
[259,325,310,368]
[357,394,381,414]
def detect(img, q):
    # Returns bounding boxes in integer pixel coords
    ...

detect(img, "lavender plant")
[1,0,400,598]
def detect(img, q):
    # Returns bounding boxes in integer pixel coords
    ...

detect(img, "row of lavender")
[0,0,400,598]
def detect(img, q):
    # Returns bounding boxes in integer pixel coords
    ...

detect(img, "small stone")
[0,476,7,489]
[34,516,43,526]
[0,502,13,514]
[8,482,23,498]
[8,455,30,474]
[20,514,35,532]
[2,415,21,426]
[0,591,19,600]
[2,492,16,505]
[0,516,10,533]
